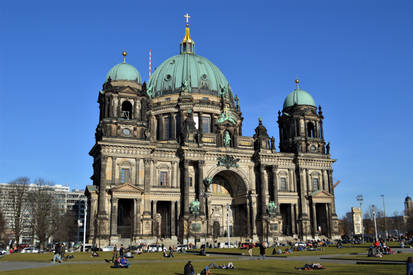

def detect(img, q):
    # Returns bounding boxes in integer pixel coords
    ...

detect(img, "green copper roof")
[283,87,316,109]
[147,53,231,98]
[106,62,142,84]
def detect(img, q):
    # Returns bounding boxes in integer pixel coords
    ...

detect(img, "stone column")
[98,156,108,215]
[312,202,317,235]
[171,113,177,140]
[135,158,139,186]
[272,166,279,213]
[111,157,117,185]
[143,159,152,216]
[183,160,190,216]
[171,161,176,188]
[152,200,157,218]
[260,165,267,217]
[328,170,337,215]
[290,204,296,234]
[158,115,164,140]
[322,170,330,193]
[320,121,324,139]
[134,199,140,235]
[246,197,251,237]
[111,197,118,236]
[198,160,205,215]
[250,194,257,236]
[306,169,311,192]
[171,201,176,236]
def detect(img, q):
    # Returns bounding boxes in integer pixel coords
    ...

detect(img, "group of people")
[110,244,129,268]
[52,243,65,263]
[162,246,174,258]
[368,239,395,257]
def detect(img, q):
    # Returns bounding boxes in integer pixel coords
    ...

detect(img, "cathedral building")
[86,16,339,246]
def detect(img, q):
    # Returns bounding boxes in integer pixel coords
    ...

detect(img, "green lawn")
[0,251,226,262]
[193,246,366,257]
[0,259,406,275]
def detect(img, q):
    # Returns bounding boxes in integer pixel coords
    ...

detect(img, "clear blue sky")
[1,0,412,218]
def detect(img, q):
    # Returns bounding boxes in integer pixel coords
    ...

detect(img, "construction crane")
[333,180,341,190]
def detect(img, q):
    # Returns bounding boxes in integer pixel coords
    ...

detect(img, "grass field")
[0,259,407,275]
[0,251,228,262]
[191,246,367,257]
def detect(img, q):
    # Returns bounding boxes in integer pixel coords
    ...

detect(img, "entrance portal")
[157,201,171,238]
[280,204,292,235]
[316,203,328,236]
[117,199,133,238]
[208,170,249,238]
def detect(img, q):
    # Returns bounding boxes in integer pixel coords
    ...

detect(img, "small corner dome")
[283,80,316,109]
[106,62,142,84]
[406,196,412,202]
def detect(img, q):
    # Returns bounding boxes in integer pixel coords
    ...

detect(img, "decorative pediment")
[111,183,144,194]
[311,190,333,199]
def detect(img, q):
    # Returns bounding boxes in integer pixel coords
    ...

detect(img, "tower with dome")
[86,15,339,246]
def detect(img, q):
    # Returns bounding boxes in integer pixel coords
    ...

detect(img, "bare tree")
[8,177,30,244]
[27,179,60,249]
[54,210,77,242]
[0,209,6,241]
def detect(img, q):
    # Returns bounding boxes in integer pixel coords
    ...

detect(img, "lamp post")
[83,200,87,252]
[356,195,364,243]
[381,195,387,238]
[372,205,378,241]
[226,204,231,248]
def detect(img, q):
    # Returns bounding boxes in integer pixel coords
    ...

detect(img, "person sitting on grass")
[200,265,210,275]
[169,246,174,258]
[119,256,129,268]
[184,261,194,275]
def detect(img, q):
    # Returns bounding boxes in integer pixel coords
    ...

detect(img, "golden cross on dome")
[184,13,190,24]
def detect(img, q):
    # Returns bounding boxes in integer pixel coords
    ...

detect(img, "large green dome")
[283,83,316,109]
[106,61,142,84]
[147,53,231,98]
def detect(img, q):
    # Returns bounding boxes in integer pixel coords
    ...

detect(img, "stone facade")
[86,23,339,247]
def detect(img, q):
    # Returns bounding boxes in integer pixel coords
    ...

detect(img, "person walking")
[111,244,118,263]
[60,243,65,261]
[52,243,61,263]
[259,242,266,260]
[407,256,413,275]
[119,244,124,258]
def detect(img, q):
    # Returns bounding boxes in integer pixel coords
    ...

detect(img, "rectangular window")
[120,168,130,183]
[312,178,319,191]
[189,177,193,187]
[280,177,287,191]
[201,115,211,133]
[159,171,168,186]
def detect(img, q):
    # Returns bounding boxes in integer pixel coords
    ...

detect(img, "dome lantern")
[180,13,195,54]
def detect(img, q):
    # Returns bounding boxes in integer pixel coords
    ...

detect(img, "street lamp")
[371,205,378,241]
[356,195,364,243]
[381,195,387,238]
[226,204,231,248]
[83,200,87,252]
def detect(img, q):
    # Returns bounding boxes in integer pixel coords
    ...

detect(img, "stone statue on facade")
[224,131,231,147]
[267,201,277,217]
[326,142,330,154]
[189,200,200,216]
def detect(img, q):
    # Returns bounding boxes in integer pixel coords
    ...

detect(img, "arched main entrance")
[207,170,249,238]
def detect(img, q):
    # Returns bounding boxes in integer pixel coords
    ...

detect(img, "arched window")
[121,101,132,120]
[307,122,315,138]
